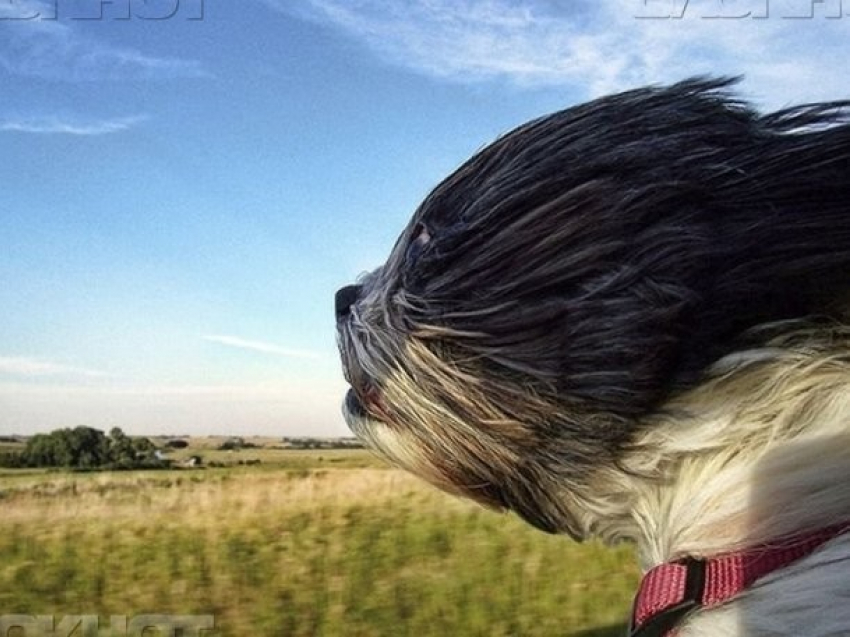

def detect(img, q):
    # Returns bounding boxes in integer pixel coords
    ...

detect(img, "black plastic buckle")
[628,557,706,637]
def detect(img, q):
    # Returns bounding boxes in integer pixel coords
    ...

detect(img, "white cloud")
[0,357,107,378]
[269,0,849,107]
[202,334,324,360]
[0,114,146,135]
[0,0,205,81]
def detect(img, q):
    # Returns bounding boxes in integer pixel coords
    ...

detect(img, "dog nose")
[336,284,362,320]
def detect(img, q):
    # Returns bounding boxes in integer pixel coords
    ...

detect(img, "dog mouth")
[344,383,390,424]
[336,285,394,428]
[344,387,369,419]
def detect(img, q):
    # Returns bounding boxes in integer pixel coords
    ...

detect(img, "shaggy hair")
[335,78,850,635]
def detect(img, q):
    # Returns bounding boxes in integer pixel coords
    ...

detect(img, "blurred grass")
[0,453,637,636]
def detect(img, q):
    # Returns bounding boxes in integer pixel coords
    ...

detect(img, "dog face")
[336,78,850,538]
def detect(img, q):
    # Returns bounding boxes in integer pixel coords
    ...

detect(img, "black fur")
[396,77,850,426]
[338,78,850,535]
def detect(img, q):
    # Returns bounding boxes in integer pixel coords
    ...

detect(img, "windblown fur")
[335,78,850,636]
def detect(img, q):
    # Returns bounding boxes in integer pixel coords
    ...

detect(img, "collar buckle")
[628,557,706,637]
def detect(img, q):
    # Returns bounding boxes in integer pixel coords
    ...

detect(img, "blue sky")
[1,0,848,436]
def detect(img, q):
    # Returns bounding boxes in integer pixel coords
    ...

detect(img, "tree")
[108,427,137,469]
[13,426,167,470]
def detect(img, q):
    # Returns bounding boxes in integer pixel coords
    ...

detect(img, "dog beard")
[335,77,850,539]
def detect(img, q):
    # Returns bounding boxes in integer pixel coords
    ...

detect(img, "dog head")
[336,78,850,538]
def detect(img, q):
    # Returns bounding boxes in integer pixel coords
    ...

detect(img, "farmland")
[0,440,638,636]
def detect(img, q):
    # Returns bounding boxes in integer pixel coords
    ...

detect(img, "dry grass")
[0,458,638,636]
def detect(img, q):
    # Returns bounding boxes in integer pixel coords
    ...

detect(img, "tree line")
[0,426,168,470]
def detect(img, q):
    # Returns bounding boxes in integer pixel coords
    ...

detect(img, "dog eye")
[405,223,431,266]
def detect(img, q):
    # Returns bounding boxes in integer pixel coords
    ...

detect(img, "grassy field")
[0,446,638,636]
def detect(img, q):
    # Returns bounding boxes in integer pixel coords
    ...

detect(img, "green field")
[0,445,638,636]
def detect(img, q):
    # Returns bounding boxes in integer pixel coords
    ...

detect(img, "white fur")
[347,324,850,635]
[586,330,850,636]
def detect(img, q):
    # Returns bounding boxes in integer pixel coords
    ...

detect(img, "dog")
[335,78,850,636]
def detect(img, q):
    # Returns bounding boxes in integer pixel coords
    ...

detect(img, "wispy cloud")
[0,356,107,379]
[0,0,205,81]
[0,114,146,135]
[268,0,848,106]
[202,334,323,360]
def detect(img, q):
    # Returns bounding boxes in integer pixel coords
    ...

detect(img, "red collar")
[629,524,850,637]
